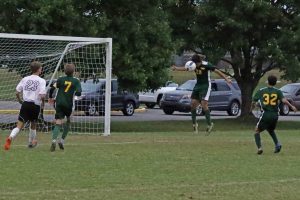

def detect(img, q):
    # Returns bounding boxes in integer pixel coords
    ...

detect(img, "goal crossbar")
[0,33,112,43]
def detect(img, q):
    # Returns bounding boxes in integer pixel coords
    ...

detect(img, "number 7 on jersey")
[64,81,72,92]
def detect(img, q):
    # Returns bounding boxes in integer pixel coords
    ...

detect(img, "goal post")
[0,33,112,136]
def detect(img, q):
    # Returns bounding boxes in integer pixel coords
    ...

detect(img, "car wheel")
[145,102,156,109]
[227,101,240,116]
[122,101,135,116]
[163,107,174,115]
[279,103,290,116]
[85,102,97,116]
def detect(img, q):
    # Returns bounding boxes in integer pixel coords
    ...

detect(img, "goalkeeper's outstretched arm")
[214,69,232,84]
[171,64,187,71]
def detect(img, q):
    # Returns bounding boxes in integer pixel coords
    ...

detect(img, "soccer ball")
[184,61,196,71]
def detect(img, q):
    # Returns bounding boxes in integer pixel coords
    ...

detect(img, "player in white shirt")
[4,61,46,150]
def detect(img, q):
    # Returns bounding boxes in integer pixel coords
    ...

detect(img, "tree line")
[1,0,299,117]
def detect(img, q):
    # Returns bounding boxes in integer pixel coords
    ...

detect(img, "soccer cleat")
[193,123,198,133]
[206,122,214,135]
[4,137,12,150]
[28,140,38,148]
[274,145,282,153]
[257,148,263,155]
[58,142,64,150]
[50,142,56,152]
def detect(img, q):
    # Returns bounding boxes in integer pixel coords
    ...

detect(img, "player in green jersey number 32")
[251,75,297,155]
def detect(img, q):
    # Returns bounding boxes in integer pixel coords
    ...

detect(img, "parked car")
[160,79,241,116]
[74,78,140,116]
[138,81,178,108]
[279,83,300,115]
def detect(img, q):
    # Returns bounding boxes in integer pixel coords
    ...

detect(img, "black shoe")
[257,148,263,155]
[50,143,56,152]
[28,140,38,148]
[274,145,282,153]
[58,142,64,150]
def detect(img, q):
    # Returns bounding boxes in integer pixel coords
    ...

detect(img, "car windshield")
[81,80,103,93]
[280,85,297,93]
[176,80,196,91]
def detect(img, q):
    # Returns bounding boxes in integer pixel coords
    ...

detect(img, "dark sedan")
[74,79,140,116]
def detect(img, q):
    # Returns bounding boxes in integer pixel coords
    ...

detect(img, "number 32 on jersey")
[263,93,278,105]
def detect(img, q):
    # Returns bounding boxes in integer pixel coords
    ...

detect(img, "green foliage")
[168,0,300,116]
[0,0,176,92]
[98,0,176,91]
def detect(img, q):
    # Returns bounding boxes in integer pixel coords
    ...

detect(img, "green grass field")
[0,120,300,200]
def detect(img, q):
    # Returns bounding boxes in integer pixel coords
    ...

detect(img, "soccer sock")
[10,127,20,139]
[52,125,61,142]
[191,109,197,124]
[268,130,279,146]
[204,110,212,126]
[62,122,70,140]
[254,133,262,149]
[29,128,37,143]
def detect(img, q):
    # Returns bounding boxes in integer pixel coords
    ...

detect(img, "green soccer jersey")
[253,87,284,112]
[56,75,82,108]
[194,61,216,90]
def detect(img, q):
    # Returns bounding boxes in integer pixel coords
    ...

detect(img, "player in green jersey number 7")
[48,63,82,152]
[251,75,297,155]
[172,54,232,134]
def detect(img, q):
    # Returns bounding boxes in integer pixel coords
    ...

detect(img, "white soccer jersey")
[16,75,46,106]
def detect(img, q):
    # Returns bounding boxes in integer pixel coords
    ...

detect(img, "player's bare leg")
[28,122,38,148]
[4,121,24,150]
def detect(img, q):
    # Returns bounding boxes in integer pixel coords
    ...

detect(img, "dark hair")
[191,54,206,64]
[64,63,75,76]
[268,75,277,86]
[30,61,42,73]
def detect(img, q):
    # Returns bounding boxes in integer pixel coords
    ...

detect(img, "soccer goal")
[0,33,112,136]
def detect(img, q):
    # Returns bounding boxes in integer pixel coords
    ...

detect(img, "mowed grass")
[0,120,300,200]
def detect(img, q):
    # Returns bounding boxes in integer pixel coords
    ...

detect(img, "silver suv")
[160,79,241,116]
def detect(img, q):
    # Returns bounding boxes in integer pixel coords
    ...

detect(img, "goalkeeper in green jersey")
[172,54,231,134]
[251,75,296,155]
[48,63,82,152]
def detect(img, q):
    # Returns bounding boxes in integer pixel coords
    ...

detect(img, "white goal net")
[0,33,112,136]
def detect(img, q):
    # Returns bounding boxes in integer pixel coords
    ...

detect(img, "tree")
[168,0,300,117]
[98,0,176,91]
[1,0,176,92]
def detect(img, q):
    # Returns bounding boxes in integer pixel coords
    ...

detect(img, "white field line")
[1,178,300,196]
